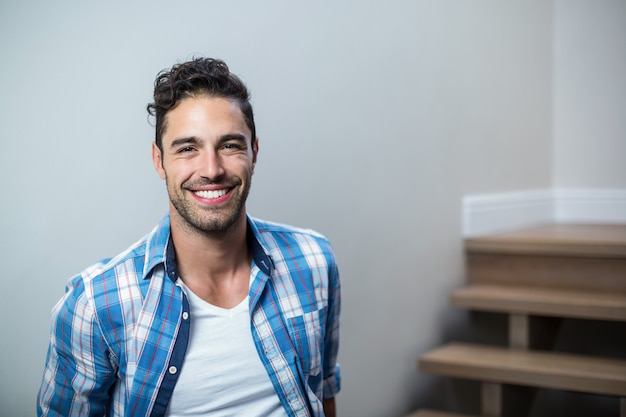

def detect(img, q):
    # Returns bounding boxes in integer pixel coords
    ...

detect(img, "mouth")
[193,189,229,199]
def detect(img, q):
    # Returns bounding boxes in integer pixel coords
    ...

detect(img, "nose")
[199,149,225,181]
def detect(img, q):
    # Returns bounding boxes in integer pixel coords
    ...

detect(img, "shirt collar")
[142,214,172,280]
[246,215,275,276]
[142,214,275,280]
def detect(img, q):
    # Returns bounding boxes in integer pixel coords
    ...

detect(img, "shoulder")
[251,217,324,236]
[73,216,171,292]
[62,218,169,314]
[57,238,146,320]
[249,217,339,279]
[251,217,334,253]
[249,218,340,317]
[52,233,155,343]
[81,235,150,287]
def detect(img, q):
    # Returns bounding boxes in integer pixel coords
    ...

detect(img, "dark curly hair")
[147,57,255,151]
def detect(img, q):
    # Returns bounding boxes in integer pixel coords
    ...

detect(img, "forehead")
[162,96,251,143]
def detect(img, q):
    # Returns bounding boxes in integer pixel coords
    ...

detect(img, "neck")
[170,211,250,283]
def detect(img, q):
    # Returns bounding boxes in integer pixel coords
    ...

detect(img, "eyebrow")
[218,133,249,145]
[170,136,201,150]
[220,133,248,142]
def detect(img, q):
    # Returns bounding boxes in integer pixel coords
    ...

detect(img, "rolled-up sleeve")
[322,255,341,399]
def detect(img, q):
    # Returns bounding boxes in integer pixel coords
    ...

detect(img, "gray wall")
[0,1,623,416]
[553,0,626,188]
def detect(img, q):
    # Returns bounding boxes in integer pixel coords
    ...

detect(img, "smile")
[193,189,229,199]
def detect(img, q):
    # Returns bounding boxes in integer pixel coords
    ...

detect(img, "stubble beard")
[166,176,251,236]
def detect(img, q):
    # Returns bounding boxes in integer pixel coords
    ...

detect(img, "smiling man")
[37,58,341,417]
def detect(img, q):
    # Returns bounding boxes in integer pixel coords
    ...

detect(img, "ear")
[251,136,259,174]
[152,142,166,180]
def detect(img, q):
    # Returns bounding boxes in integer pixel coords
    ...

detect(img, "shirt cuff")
[323,363,341,398]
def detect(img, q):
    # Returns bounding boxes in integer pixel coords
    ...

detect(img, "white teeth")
[194,189,228,199]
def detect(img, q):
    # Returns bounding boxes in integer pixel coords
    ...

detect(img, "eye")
[223,142,244,151]
[177,146,196,154]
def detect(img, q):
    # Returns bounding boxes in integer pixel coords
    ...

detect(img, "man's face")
[152,96,258,235]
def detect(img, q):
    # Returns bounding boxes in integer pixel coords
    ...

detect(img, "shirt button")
[169,366,178,375]
[182,312,189,320]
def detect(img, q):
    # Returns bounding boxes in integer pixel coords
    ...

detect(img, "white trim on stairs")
[554,188,626,223]
[462,188,626,237]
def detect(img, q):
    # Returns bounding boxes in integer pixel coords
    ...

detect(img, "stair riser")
[467,253,626,292]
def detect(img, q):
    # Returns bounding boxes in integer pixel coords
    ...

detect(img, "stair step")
[405,409,478,417]
[451,284,626,321]
[419,343,626,397]
[467,252,626,292]
[466,225,626,292]
[466,223,626,258]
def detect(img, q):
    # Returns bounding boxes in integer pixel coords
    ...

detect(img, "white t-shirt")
[166,281,287,416]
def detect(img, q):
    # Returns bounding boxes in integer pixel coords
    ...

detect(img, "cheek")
[157,164,167,180]
[166,162,202,185]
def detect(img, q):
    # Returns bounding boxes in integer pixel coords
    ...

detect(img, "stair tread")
[419,342,626,396]
[405,409,478,417]
[466,223,626,258]
[451,284,626,321]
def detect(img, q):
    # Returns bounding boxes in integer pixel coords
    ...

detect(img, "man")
[37,57,341,417]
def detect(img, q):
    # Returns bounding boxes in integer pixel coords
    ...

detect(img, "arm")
[323,397,336,417]
[37,276,115,416]
[321,247,341,417]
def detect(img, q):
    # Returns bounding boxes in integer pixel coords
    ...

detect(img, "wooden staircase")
[414,224,626,417]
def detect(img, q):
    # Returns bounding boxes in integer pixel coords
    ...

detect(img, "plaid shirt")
[37,215,341,417]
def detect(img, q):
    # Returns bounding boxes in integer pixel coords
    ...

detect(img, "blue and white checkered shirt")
[37,214,341,417]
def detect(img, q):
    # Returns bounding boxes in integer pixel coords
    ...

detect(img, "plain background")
[1,1,624,416]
